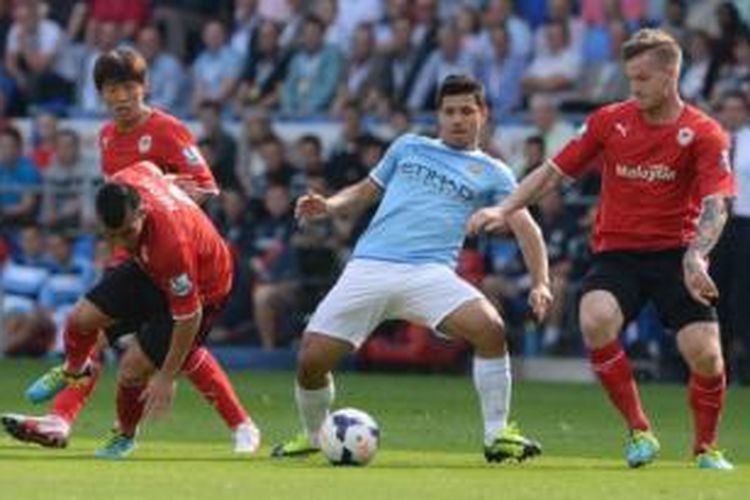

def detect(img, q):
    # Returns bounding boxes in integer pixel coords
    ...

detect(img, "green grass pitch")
[0,359,748,499]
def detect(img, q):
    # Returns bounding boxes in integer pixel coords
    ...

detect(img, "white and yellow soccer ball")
[318,408,380,466]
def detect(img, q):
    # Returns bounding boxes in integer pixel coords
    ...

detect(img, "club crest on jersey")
[138,135,153,153]
[182,145,205,166]
[677,127,694,146]
[170,273,193,297]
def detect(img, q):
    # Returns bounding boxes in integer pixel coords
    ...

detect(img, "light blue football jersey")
[352,133,517,267]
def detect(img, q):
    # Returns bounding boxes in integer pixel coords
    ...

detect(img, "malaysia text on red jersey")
[551,100,734,252]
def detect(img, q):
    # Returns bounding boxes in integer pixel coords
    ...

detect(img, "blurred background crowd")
[1,0,750,383]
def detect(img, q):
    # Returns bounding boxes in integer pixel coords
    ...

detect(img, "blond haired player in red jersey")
[468,29,735,470]
[2,48,259,456]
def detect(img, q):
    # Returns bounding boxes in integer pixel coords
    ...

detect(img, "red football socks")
[62,319,98,374]
[589,340,651,431]
[51,360,102,424]
[689,372,726,454]
[116,383,146,438]
[182,347,248,429]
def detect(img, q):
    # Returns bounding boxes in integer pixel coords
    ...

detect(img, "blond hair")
[621,28,682,69]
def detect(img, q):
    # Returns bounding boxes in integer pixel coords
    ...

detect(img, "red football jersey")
[552,100,734,253]
[99,108,218,196]
[111,162,233,319]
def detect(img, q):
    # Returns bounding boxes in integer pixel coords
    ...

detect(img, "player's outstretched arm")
[467,162,564,235]
[295,177,382,224]
[142,309,203,420]
[507,209,553,321]
[164,174,217,205]
[683,194,729,306]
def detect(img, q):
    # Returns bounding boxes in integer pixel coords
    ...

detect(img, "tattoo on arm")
[503,162,563,212]
[688,195,728,258]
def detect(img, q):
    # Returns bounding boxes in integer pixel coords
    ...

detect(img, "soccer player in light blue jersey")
[272,75,552,463]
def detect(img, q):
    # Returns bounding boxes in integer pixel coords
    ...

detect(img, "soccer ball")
[318,408,380,466]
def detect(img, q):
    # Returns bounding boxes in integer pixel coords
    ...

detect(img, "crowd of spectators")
[0,0,747,119]
[1,1,750,381]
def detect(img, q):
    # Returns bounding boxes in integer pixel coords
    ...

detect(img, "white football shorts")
[306,258,484,348]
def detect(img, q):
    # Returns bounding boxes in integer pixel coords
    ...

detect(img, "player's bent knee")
[579,298,621,346]
[68,299,110,333]
[462,316,507,356]
[579,304,613,334]
[117,348,155,387]
[481,317,506,344]
[678,323,724,375]
[296,333,350,387]
[117,366,150,387]
[687,348,724,375]
[296,345,329,386]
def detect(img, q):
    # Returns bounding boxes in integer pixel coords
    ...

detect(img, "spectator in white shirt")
[521,19,583,104]
[5,1,74,108]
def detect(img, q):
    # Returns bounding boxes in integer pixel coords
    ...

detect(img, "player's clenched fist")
[682,250,719,306]
[295,191,330,222]
[466,206,509,235]
[528,282,553,321]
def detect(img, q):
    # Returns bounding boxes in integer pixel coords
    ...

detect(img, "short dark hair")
[621,28,681,68]
[544,19,570,43]
[356,133,385,150]
[260,133,283,147]
[0,125,23,148]
[93,47,148,92]
[525,135,546,150]
[198,99,222,114]
[95,183,141,229]
[298,134,322,153]
[436,74,486,108]
[303,14,326,32]
[389,102,411,118]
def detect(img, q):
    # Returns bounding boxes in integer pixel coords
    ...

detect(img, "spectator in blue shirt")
[191,19,243,116]
[407,21,477,111]
[136,25,188,115]
[1,226,55,357]
[38,232,96,311]
[477,24,526,118]
[281,15,342,115]
[0,126,41,227]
